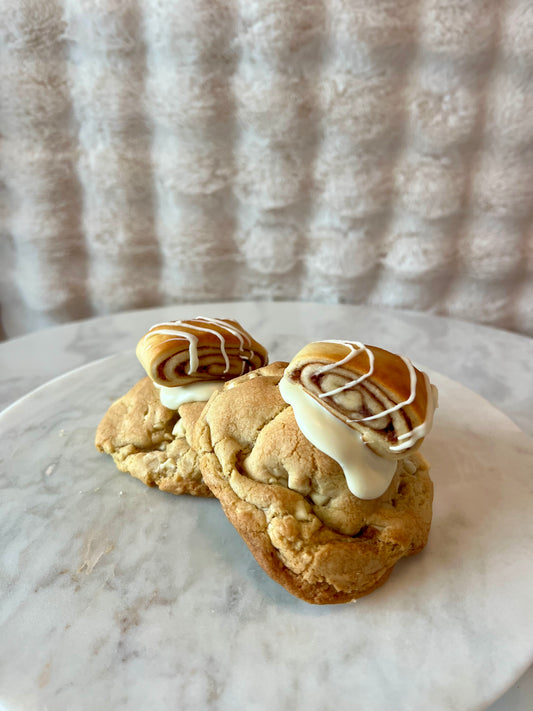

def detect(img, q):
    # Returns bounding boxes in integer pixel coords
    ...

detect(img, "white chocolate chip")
[310,492,330,506]
[294,501,310,522]
[172,419,186,437]
[403,458,417,475]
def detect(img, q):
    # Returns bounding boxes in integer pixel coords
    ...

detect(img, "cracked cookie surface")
[193,362,433,603]
[95,376,213,497]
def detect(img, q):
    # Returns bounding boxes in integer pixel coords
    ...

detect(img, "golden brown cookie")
[193,363,433,604]
[95,376,213,497]
[96,316,269,496]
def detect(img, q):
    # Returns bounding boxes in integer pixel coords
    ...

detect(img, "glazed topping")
[155,381,224,410]
[136,317,268,387]
[282,340,438,463]
[279,376,396,499]
[166,381,224,438]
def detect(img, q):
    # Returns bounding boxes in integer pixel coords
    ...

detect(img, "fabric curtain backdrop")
[1,0,532,338]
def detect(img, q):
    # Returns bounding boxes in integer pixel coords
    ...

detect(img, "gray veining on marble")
[1,302,533,711]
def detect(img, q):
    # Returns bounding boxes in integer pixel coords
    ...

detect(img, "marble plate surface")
[1,351,533,711]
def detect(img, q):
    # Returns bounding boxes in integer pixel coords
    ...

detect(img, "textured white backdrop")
[1,0,532,338]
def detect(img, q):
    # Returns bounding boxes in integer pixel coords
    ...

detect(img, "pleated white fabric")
[1,0,532,337]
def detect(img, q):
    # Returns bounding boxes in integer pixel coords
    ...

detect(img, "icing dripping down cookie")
[279,375,396,499]
[155,381,225,410]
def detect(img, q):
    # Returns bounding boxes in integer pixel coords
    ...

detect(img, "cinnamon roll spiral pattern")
[136,317,268,387]
[282,340,438,460]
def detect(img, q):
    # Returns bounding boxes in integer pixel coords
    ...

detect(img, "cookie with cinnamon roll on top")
[280,340,438,499]
[193,341,437,604]
[95,317,268,496]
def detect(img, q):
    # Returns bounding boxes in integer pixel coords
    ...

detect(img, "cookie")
[96,316,269,496]
[95,376,213,497]
[193,362,434,604]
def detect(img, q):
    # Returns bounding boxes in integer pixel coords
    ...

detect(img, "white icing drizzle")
[142,317,256,377]
[279,375,396,500]
[317,340,375,397]
[190,318,256,370]
[144,326,200,375]
[194,317,251,348]
[300,340,438,456]
[351,355,417,423]
[239,356,247,375]
[389,374,438,452]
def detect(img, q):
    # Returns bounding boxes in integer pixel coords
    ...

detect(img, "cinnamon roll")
[136,317,268,387]
[279,340,438,461]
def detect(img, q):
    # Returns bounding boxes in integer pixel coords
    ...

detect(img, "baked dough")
[136,317,268,386]
[95,376,213,497]
[282,340,437,459]
[193,363,433,604]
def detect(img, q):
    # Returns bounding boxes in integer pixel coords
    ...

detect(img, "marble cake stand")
[1,302,532,711]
